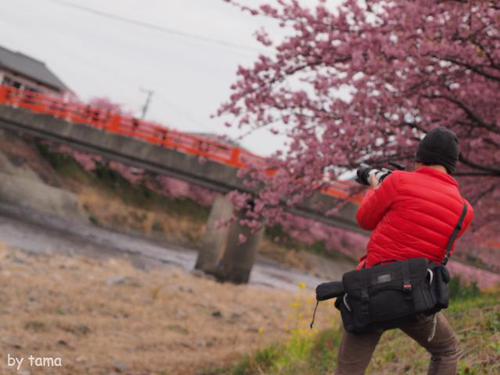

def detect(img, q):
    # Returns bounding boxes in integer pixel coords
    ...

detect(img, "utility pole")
[140,88,154,119]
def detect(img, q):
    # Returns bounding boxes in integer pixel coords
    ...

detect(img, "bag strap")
[442,203,468,266]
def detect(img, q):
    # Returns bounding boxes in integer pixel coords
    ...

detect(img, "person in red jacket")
[336,127,474,375]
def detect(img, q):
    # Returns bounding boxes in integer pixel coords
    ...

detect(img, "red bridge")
[0,86,362,214]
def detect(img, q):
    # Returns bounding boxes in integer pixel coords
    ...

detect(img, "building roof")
[0,45,68,92]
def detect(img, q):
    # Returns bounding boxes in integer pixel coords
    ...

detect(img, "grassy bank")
[213,287,499,375]
[0,244,302,375]
[36,141,212,246]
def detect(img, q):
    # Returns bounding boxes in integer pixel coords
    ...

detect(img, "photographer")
[336,127,474,375]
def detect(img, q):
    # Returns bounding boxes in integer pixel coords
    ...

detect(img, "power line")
[154,91,208,130]
[49,0,265,55]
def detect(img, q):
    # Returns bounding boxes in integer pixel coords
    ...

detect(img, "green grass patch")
[449,277,481,300]
[36,142,91,183]
[224,288,499,375]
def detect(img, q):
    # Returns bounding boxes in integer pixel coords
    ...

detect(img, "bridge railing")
[0,85,360,203]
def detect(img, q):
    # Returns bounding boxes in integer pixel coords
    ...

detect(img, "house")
[0,45,69,96]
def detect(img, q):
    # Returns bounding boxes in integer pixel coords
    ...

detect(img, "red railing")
[0,85,360,204]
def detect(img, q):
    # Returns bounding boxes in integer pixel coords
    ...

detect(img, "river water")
[0,203,327,291]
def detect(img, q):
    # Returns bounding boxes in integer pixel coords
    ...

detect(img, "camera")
[356,162,405,186]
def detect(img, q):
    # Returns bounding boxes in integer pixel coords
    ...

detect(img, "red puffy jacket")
[357,167,474,269]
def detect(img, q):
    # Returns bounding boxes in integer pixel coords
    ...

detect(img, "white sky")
[0,0,323,156]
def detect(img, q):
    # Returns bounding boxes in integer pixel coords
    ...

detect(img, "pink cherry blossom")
[220,0,499,245]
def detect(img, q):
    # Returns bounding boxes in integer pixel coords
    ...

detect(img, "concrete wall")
[0,145,85,221]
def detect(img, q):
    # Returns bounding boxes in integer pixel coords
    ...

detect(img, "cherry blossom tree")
[220,0,499,236]
[88,97,125,114]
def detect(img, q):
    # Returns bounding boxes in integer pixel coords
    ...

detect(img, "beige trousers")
[335,313,461,375]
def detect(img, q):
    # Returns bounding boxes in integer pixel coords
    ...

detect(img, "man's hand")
[369,174,380,189]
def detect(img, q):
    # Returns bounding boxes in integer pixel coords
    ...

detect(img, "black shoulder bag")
[311,203,468,334]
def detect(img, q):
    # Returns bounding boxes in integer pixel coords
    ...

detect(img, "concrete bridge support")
[194,195,233,275]
[195,195,264,284]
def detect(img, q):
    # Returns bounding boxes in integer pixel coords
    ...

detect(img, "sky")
[0,0,320,156]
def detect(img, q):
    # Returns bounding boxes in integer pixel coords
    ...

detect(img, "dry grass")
[0,243,327,375]
[79,188,206,248]
[259,239,355,279]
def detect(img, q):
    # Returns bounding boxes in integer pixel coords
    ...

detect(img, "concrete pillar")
[194,194,264,284]
[194,194,233,274]
[214,208,264,284]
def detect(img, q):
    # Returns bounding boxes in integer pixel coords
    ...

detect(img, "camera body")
[356,162,405,186]
[356,164,392,186]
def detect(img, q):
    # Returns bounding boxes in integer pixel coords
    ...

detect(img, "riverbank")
[0,242,332,375]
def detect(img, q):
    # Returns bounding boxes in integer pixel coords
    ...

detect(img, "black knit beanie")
[416,127,459,174]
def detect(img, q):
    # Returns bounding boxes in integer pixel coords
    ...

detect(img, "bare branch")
[425,94,499,134]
